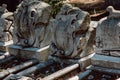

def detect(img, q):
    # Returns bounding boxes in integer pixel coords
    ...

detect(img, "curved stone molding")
[107,6,120,18]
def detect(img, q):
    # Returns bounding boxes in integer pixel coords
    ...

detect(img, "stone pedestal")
[8,45,50,61]
[91,54,120,69]
[92,6,120,70]
[0,40,13,52]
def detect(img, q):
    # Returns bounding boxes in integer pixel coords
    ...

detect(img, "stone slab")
[78,53,95,71]
[97,49,120,57]
[91,54,120,69]
[0,40,13,52]
[88,65,120,75]
[8,45,50,61]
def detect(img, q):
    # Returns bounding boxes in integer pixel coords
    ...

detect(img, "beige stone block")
[8,45,50,61]
[79,53,95,71]
[91,54,120,69]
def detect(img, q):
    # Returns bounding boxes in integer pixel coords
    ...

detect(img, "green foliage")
[43,0,64,17]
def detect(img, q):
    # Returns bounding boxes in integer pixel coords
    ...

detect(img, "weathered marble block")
[0,18,13,41]
[96,6,120,56]
[9,45,50,61]
[50,4,95,59]
[14,0,52,48]
[8,0,52,61]
[92,54,120,69]
[0,17,13,52]
[92,6,120,69]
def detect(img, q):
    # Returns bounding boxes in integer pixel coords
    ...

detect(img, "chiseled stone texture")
[96,6,120,56]
[0,18,13,42]
[92,6,120,69]
[50,4,95,59]
[92,54,120,69]
[14,0,52,48]
[0,17,13,52]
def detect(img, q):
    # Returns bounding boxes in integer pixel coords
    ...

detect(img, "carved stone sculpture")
[0,18,13,42]
[0,4,8,17]
[0,4,14,52]
[96,6,120,56]
[50,4,95,58]
[91,6,120,69]
[14,0,52,48]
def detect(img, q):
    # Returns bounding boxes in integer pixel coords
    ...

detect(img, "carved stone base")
[91,54,120,69]
[8,45,50,61]
[0,40,13,52]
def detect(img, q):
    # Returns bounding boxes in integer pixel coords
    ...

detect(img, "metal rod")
[40,53,95,80]
[67,70,92,80]
[0,56,15,64]
[8,59,39,73]
[68,65,120,80]
[0,55,6,60]
[41,64,79,80]
[0,59,38,79]
[16,59,55,76]
[3,74,32,80]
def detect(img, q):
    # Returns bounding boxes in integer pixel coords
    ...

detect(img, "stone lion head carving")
[14,0,52,48]
[50,4,95,58]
